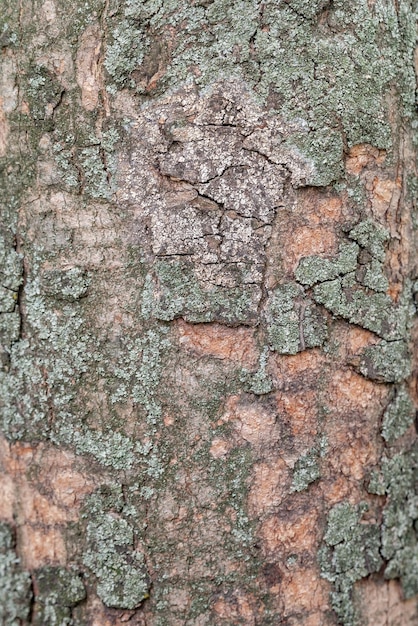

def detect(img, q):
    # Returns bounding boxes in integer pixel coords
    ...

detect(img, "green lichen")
[291,447,320,492]
[0,522,32,626]
[357,340,411,384]
[0,233,23,363]
[51,122,120,198]
[357,257,389,293]
[0,265,91,441]
[265,282,327,354]
[41,268,90,302]
[142,259,260,325]
[0,311,20,347]
[78,147,111,200]
[82,490,150,610]
[0,1,19,47]
[104,0,417,183]
[368,445,418,599]
[0,285,17,313]
[381,386,415,443]
[285,128,344,187]
[313,274,407,341]
[295,242,359,287]
[319,502,382,626]
[33,566,85,626]
[23,64,64,127]
[66,428,136,470]
[104,18,147,92]
[294,223,411,342]
[348,219,390,262]
[0,235,23,291]
[244,346,273,395]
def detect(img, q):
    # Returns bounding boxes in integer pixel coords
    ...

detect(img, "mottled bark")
[1,1,418,625]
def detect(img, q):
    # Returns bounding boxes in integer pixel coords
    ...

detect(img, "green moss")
[357,340,411,384]
[0,522,32,626]
[319,502,382,626]
[265,282,327,354]
[381,386,415,443]
[33,566,85,626]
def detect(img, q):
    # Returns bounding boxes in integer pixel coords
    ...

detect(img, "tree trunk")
[1,1,418,624]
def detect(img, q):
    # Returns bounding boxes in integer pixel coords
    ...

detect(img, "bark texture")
[1,1,418,624]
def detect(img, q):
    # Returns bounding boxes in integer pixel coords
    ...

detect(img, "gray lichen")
[265,282,327,354]
[319,503,382,626]
[381,386,415,443]
[290,447,321,492]
[33,566,86,626]
[142,259,260,326]
[368,445,418,599]
[82,489,150,610]
[356,340,411,384]
[295,242,359,288]
[0,522,32,626]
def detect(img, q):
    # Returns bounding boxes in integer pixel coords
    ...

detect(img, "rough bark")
[1,1,418,624]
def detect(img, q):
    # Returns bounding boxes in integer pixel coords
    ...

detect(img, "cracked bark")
[0,1,418,625]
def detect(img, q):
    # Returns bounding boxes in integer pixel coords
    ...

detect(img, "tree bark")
[1,1,418,624]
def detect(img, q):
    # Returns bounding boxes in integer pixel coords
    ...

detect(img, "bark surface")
[1,1,418,625]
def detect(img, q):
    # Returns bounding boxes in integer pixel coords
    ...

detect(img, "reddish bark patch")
[345,144,386,175]
[176,319,259,368]
[0,436,96,568]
